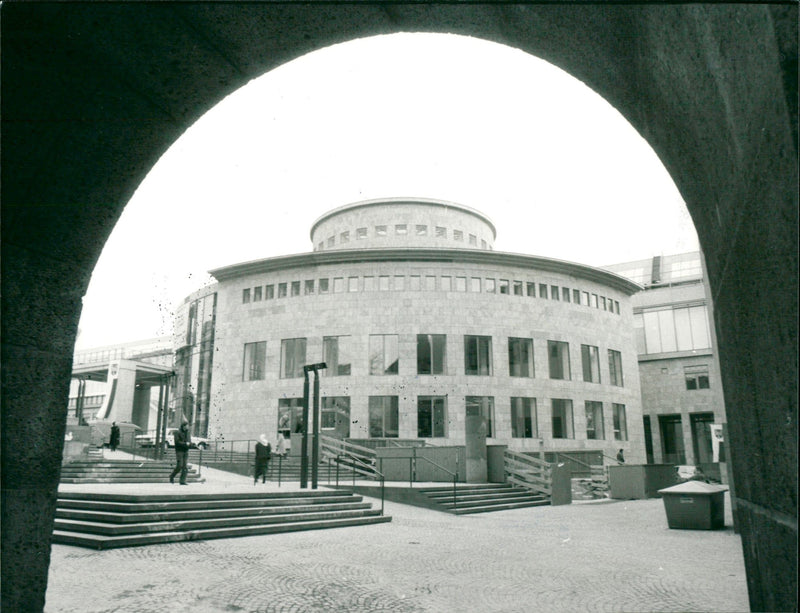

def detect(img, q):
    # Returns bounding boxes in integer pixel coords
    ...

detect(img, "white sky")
[76,33,698,350]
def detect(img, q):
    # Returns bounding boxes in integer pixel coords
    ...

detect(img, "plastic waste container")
[658,480,728,530]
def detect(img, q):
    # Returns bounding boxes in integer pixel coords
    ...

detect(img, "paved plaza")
[46,462,749,612]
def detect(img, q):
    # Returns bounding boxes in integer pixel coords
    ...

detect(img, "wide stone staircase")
[53,489,391,549]
[418,483,550,514]
[60,459,204,484]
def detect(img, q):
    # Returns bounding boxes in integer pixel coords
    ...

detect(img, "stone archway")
[2,4,796,611]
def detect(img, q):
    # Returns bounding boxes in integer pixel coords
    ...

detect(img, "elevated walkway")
[60,458,204,484]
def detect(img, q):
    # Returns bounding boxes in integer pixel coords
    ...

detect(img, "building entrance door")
[465,405,488,483]
[690,412,715,464]
[659,414,686,464]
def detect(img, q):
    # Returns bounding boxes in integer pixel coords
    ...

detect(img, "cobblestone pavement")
[46,466,749,613]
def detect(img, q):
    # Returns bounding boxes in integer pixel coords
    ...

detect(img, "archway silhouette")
[2,4,796,612]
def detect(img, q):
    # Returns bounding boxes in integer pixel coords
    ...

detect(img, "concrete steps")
[53,490,391,549]
[60,460,204,484]
[419,483,550,514]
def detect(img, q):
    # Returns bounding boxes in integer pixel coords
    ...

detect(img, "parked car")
[135,431,156,447]
[675,464,708,483]
[165,428,209,449]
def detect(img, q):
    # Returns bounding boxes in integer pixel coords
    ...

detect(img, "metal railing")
[330,452,386,516]
[319,435,377,472]
[375,449,459,511]
[504,449,552,496]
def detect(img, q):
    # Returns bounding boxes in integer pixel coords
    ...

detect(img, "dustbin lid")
[658,481,729,495]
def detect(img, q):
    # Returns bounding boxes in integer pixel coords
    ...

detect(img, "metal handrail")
[333,452,386,516]
[414,455,458,512]
[376,449,459,511]
[553,451,594,470]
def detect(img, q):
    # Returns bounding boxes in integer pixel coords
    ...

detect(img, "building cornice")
[209,248,642,295]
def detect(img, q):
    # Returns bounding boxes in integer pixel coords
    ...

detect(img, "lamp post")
[300,362,326,489]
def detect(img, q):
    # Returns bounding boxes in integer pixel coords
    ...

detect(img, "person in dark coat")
[616,448,625,464]
[254,434,271,484]
[109,422,120,452]
[170,419,191,485]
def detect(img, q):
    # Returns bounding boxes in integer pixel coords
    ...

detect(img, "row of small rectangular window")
[67,395,105,408]
[317,224,490,250]
[275,395,628,441]
[244,335,624,386]
[241,276,621,314]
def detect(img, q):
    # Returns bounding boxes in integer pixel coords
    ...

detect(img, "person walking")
[254,434,271,484]
[170,418,191,485]
[275,434,287,459]
[616,448,625,464]
[109,422,120,452]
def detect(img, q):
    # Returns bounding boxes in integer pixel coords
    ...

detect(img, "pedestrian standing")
[616,448,625,464]
[109,422,120,452]
[170,418,191,485]
[275,434,287,459]
[254,434,271,484]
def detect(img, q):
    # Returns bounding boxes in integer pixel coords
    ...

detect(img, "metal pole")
[154,380,164,459]
[311,370,320,489]
[160,374,170,461]
[300,370,310,488]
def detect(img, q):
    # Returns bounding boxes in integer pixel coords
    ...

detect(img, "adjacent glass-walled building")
[176,198,645,461]
[604,252,727,468]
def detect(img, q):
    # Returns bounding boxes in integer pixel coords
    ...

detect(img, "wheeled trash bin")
[658,480,728,530]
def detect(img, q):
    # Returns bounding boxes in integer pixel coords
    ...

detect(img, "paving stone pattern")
[46,468,749,612]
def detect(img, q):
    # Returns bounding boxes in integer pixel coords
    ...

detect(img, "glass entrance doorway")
[658,414,686,464]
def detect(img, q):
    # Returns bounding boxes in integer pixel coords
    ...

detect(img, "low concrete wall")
[61,441,89,464]
[487,445,507,483]
[609,464,678,499]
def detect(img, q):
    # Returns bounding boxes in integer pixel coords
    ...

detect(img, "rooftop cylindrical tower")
[310,197,497,252]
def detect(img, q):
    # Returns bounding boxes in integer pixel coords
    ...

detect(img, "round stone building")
[175,198,644,463]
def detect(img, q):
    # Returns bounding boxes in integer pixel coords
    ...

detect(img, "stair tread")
[56,502,374,523]
[54,508,383,534]
[453,500,551,514]
[53,515,392,549]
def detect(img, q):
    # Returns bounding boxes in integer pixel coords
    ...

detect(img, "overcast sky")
[76,33,698,350]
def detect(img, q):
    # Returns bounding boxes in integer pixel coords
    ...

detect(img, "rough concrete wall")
[1,3,796,611]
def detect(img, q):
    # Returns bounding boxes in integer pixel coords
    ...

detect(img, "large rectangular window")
[612,403,628,441]
[508,337,533,377]
[418,396,447,438]
[464,335,493,375]
[323,336,352,376]
[585,401,604,440]
[548,341,571,380]
[417,334,446,375]
[551,398,574,439]
[466,396,495,437]
[243,341,266,381]
[280,338,306,379]
[581,344,601,383]
[278,398,303,436]
[608,349,624,386]
[322,396,351,437]
[369,396,399,437]
[640,305,712,354]
[369,334,399,375]
[511,397,537,438]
